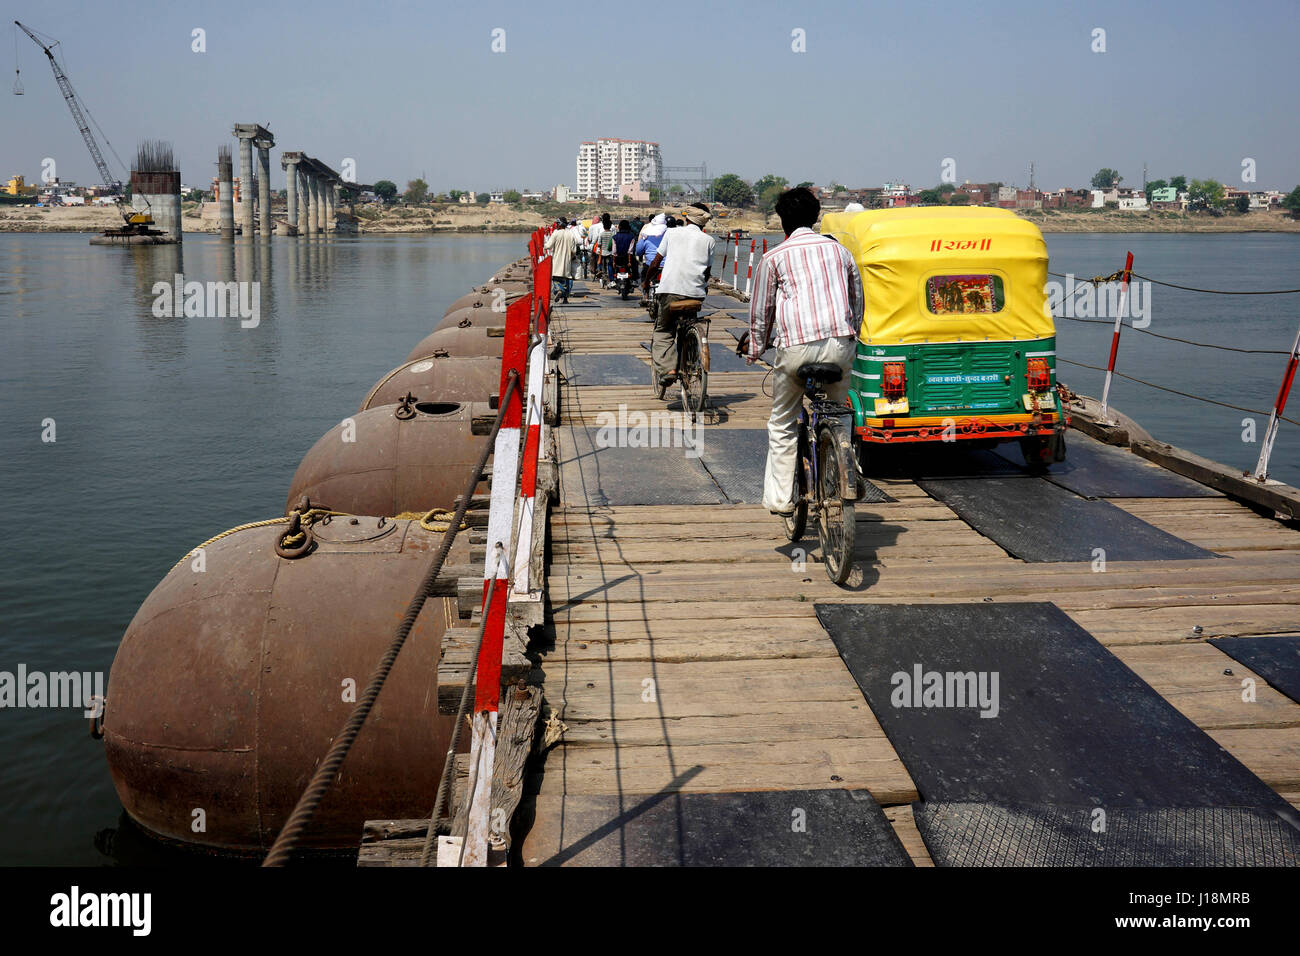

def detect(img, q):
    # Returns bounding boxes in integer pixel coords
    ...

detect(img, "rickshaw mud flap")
[915,475,1220,563]
[813,602,1300,853]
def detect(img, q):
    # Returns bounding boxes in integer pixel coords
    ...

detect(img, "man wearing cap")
[647,203,716,389]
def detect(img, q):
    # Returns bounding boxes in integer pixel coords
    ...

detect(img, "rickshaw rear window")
[926,274,1005,315]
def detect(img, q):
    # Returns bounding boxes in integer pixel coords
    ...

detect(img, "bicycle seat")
[662,297,705,315]
[797,362,843,384]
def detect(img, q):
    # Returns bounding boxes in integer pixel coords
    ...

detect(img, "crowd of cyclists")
[550,210,692,299]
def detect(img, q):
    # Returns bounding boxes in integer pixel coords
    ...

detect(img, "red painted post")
[459,292,531,866]
[744,239,756,296]
[1254,322,1300,481]
[533,254,552,335]
[1099,251,1134,423]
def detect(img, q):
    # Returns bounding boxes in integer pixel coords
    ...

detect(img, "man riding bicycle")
[743,187,863,516]
[647,203,715,391]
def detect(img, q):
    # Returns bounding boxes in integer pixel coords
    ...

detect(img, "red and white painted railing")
[458,228,554,865]
[1255,324,1300,481]
[1098,251,1135,425]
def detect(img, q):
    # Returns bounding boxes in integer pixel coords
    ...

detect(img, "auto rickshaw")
[819,206,1067,466]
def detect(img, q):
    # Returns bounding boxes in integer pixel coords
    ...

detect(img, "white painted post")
[512,337,546,597]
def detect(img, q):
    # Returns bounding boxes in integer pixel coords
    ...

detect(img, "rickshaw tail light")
[882,362,907,400]
[1026,358,1050,392]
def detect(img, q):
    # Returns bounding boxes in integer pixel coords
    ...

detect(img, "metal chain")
[1058,357,1300,426]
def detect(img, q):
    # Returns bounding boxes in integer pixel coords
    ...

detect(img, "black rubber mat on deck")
[697,428,768,503]
[559,426,892,507]
[814,602,1300,864]
[915,803,1300,866]
[637,340,755,373]
[917,475,1218,562]
[997,433,1221,498]
[558,425,724,506]
[520,789,912,867]
[701,429,893,505]
[1210,635,1300,705]
[563,353,650,386]
[703,346,756,373]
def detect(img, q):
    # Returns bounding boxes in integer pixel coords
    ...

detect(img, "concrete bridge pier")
[217,145,234,241]
[234,124,275,239]
[310,174,322,236]
[256,143,272,239]
[297,171,309,236]
[236,132,254,237]
[282,155,301,235]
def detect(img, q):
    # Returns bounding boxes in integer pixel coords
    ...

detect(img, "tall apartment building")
[575,138,663,199]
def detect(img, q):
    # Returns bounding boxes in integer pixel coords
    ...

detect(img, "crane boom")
[14,20,120,192]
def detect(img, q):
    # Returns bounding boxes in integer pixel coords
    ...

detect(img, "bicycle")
[782,361,856,585]
[650,297,708,422]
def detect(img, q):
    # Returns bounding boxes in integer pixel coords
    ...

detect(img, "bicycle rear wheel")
[816,420,856,585]
[783,419,809,541]
[677,323,708,420]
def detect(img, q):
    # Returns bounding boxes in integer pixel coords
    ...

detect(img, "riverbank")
[3,203,1297,235]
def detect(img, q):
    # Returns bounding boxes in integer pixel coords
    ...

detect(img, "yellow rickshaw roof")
[820,207,1053,346]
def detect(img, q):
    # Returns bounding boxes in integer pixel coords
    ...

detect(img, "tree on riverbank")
[374,180,398,203]
[713,173,754,208]
[1091,168,1122,189]
[754,174,788,212]
[404,179,428,204]
[1283,186,1300,214]
[1188,178,1225,209]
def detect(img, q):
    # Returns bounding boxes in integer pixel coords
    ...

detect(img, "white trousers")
[763,335,856,512]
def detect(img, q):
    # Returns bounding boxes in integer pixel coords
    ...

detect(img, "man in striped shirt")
[745,187,864,515]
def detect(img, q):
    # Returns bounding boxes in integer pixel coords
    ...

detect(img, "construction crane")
[13,20,153,229]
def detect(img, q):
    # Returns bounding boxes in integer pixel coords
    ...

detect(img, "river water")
[1,230,1297,864]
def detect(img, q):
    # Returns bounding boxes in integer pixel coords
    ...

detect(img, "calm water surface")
[0,230,1297,864]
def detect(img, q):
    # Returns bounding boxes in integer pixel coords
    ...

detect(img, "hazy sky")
[3,0,1297,193]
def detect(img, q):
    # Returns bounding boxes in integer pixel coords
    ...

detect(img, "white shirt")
[655,224,716,298]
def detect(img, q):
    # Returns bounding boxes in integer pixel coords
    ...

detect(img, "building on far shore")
[553,184,571,203]
[5,175,40,197]
[576,139,662,200]
[614,180,651,203]
[1250,190,1284,211]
